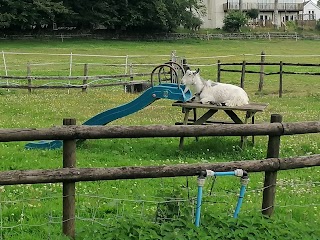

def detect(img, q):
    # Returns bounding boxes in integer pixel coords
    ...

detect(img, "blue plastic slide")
[25,83,192,150]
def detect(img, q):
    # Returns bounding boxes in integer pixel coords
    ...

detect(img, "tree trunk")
[274,0,279,29]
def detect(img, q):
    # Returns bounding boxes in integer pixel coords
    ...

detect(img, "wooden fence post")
[27,63,32,93]
[240,60,246,89]
[217,60,221,82]
[258,51,265,92]
[279,61,283,98]
[62,118,76,239]
[182,58,189,72]
[262,114,282,217]
[129,63,133,82]
[82,64,88,93]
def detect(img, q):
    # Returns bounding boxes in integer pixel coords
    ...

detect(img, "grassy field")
[0,39,319,239]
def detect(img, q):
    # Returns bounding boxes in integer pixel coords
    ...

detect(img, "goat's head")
[181,68,200,86]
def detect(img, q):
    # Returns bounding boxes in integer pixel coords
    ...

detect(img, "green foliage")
[76,214,320,239]
[0,0,205,33]
[0,0,70,31]
[155,188,193,223]
[223,10,248,32]
[246,9,259,19]
[316,19,320,31]
[182,11,203,31]
[180,0,206,31]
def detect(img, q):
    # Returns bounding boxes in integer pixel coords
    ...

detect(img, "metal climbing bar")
[195,169,249,227]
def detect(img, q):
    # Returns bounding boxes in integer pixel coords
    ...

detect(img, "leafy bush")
[246,9,259,19]
[316,19,320,31]
[223,10,248,32]
[77,214,320,239]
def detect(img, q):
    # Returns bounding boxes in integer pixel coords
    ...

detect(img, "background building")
[201,0,305,29]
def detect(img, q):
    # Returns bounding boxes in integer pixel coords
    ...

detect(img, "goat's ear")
[195,68,200,74]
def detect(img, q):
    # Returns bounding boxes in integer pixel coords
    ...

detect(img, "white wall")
[303,1,320,20]
[201,0,225,29]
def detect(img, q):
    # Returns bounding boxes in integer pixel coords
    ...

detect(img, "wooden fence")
[0,61,179,93]
[0,115,320,239]
[0,64,152,93]
[216,54,320,97]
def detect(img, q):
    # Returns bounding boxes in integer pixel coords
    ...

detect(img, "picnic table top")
[172,102,269,112]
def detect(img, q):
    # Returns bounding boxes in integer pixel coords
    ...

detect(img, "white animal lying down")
[181,69,249,107]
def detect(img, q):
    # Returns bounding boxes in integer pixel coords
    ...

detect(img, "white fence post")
[68,52,73,94]
[125,55,129,74]
[2,50,9,90]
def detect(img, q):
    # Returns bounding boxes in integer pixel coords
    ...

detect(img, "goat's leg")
[200,97,213,104]
[209,101,223,106]
[193,94,201,102]
[187,96,195,103]
[183,86,190,94]
[224,100,237,107]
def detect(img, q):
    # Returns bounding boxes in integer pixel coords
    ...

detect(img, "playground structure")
[25,62,192,149]
[195,169,249,226]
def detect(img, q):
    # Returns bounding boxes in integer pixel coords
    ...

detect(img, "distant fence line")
[2,32,320,41]
[1,58,320,95]
[0,115,320,239]
[1,50,320,95]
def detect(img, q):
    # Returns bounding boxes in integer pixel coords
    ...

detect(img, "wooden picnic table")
[172,101,269,149]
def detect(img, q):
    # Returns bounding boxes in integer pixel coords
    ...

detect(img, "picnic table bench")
[172,101,269,149]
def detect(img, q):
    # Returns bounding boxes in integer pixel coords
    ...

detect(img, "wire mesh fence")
[0,174,319,239]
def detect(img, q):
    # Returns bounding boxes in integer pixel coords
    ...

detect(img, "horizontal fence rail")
[0,155,319,185]
[0,122,319,142]
[220,62,320,66]
[0,73,150,80]
[0,80,150,89]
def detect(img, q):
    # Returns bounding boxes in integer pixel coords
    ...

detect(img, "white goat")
[181,69,249,107]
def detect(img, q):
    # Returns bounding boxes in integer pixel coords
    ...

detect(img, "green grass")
[0,39,319,239]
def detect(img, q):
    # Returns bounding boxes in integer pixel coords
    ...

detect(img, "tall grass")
[0,39,319,239]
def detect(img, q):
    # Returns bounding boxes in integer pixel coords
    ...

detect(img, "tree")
[223,10,248,32]
[0,0,70,31]
[273,0,279,29]
[0,0,14,29]
[246,9,259,20]
[0,0,206,33]
[61,0,206,32]
[316,19,320,31]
